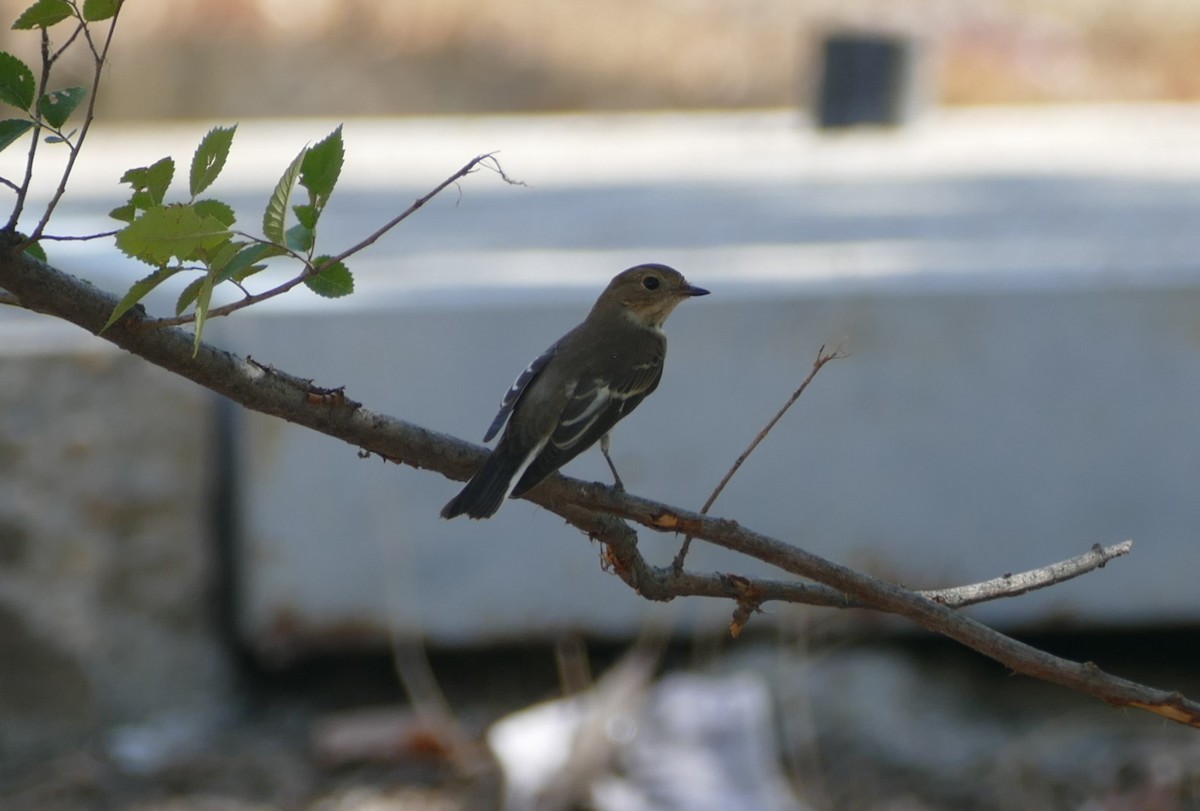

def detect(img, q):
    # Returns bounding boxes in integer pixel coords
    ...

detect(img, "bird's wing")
[511,353,664,496]
[483,340,560,442]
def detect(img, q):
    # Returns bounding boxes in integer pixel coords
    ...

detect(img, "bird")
[441,263,709,519]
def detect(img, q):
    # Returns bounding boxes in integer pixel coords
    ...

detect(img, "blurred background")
[5,0,1200,118]
[3,1,1200,809]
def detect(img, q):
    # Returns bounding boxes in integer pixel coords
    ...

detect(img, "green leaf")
[130,190,161,211]
[101,266,179,332]
[174,275,205,316]
[263,145,306,245]
[0,118,32,152]
[206,238,245,274]
[299,124,343,209]
[193,198,235,227]
[82,0,120,22]
[174,237,248,315]
[228,262,268,283]
[189,124,236,198]
[192,268,216,356]
[12,0,73,29]
[304,256,353,299]
[120,156,174,207]
[23,240,46,262]
[115,204,232,266]
[0,52,35,110]
[220,241,279,281]
[108,202,136,222]
[285,222,313,254]
[37,86,85,129]
[292,203,318,230]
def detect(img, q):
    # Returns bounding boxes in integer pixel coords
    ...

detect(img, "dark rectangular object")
[817,34,913,128]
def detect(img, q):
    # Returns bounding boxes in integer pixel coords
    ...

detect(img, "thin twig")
[326,153,518,266]
[49,20,88,63]
[671,343,844,572]
[6,28,52,232]
[27,4,124,244]
[607,533,1132,614]
[924,540,1134,607]
[139,153,515,329]
[39,229,120,241]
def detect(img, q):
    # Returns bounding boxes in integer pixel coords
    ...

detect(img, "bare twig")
[38,229,120,241]
[925,540,1134,607]
[603,533,1133,613]
[139,153,514,329]
[671,343,844,572]
[49,20,88,63]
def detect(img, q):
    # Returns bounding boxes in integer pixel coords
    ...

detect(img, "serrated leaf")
[193,198,235,227]
[0,52,35,110]
[101,266,179,332]
[189,124,236,198]
[82,0,120,22]
[0,118,32,152]
[108,202,136,222]
[229,262,268,283]
[175,275,205,316]
[299,124,343,209]
[115,204,232,266]
[120,156,174,206]
[12,0,72,29]
[285,222,313,254]
[219,242,279,282]
[23,240,45,262]
[292,203,318,230]
[187,235,233,269]
[263,145,306,245]
[304,256,353,299]
[37,86,85,129]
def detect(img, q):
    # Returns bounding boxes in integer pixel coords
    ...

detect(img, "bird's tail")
[440,448,522,520]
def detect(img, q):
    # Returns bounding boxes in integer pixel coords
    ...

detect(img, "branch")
[1,242,1196,730]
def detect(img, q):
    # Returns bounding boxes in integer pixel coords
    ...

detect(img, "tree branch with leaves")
[1,0,1198,732]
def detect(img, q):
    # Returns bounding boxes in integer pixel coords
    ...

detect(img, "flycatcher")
[441,263,709,519]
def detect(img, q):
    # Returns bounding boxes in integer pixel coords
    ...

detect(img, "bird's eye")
[642,275,660,291]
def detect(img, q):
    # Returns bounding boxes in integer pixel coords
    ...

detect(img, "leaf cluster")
[0,0,110,153]
[104,125,353,352]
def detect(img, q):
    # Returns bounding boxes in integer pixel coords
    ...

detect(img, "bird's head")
[598,263,709,328]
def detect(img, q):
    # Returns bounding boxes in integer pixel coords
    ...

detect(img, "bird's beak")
[684,283,710,297]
